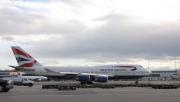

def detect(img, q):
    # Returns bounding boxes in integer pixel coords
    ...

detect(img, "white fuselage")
[33,64,151,77]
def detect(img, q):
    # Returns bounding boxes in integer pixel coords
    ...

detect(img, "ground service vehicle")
[0,79,13,92]
[13,77,34,87]
[3,76,34,87]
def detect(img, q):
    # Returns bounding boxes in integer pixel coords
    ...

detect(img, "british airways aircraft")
[10,46,151,84]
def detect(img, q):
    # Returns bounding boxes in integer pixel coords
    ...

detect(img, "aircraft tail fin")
[11,46,42,68]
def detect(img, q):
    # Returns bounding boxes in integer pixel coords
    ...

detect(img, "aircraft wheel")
[0,86,3,92]
[3,88,10,92]
[28,84,33,87]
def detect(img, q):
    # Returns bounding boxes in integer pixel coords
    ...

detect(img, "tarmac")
[1,81,180,102]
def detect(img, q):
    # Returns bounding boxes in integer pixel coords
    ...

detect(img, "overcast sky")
[1,0,180,70]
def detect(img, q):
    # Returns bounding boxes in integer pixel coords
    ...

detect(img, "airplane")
[0,71,47,81]
[19,75,48,81]
[9,46,151,84]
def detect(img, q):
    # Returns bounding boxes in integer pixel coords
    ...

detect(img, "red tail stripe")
[13,48,33,58]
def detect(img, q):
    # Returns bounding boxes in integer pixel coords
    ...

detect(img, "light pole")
[174,57,177,73]
[147,57,150,84]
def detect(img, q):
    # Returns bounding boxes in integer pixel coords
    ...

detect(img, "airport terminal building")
[0,71,22,77]
[146,70,180,81]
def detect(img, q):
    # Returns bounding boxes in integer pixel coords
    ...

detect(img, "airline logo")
[114,65,137,71]
[100,66,137,72]
[12,46,37,68]
[130,67,137,71]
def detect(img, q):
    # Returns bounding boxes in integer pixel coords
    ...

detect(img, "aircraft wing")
[8,65,35,71]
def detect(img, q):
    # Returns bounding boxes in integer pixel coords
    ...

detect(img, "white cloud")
[1,0,180,70]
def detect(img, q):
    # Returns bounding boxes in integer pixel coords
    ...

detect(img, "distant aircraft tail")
[11,46,42,68]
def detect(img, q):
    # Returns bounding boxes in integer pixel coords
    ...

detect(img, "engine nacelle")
[78,74,108,84]
[94,75,108,82]
[78,75,91,82]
